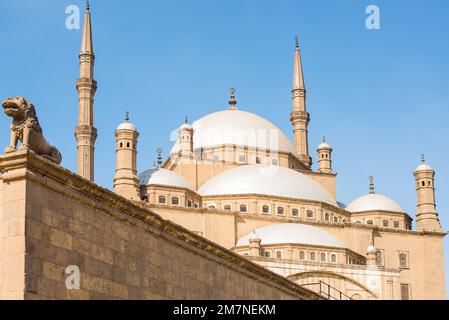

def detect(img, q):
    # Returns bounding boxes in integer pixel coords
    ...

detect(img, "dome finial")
[185,116,188,124]
[125,111,129,122]
[421,154,426,164]
[322,136,326,142]
[86,0,90,11]
[228,87,238,110]
[295,35,299,49]
[369,176,375,194]
[156,148,163,168]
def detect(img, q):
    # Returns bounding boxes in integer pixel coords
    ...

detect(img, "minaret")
[75,0,97,181]
[114,113,140,201]
[317,137,333,173]
[290,36,311,168]
[178,117,194,158]
[414,155,441,232]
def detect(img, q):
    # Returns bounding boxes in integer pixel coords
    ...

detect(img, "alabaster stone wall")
[0,151,319,300]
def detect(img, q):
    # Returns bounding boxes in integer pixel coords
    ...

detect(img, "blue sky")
[1,0,448,296]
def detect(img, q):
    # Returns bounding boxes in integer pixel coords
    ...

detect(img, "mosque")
[0,3,446,300]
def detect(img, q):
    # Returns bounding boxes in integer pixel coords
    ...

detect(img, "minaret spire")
[290,35,311,167]
[75,2,98,181]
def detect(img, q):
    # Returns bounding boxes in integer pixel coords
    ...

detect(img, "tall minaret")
[75,0,97,181]
[414,155,442,232]
[290,36,312,168]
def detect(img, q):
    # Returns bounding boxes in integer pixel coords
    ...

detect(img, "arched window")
[256,157,262,164]
[224,205,231,211]
[240,205,247,213]
[208,205,216,209]
[307,210,314,218]
[367,220,374,225]
[383,220,389,227]
[127,142,130,148]
[324,213,330,221]
[394,221,400,228]
[422,181,425,187]
[277,207,284,215]
[158,196,166,204]
[331,254,337,263]
[262,205,270,214]
[187,200,192,207]
[333,216,338,223]
[321,253,326,262]
[265,251,271,258]
[276,251,282,259]
[310,252,316,261]
[399,252,408,268]
[171,197,179,205]
[299,251,305,260]
[119,142,123,148]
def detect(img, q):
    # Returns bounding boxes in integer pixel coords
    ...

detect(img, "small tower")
[113,113,140,201]
[249,232,261,257]
[366,244,377,267]
[317,137,333,173]
[75,0,97,181]
[414,155,441,232]
[178,117,193,158]
[290,36,312,168]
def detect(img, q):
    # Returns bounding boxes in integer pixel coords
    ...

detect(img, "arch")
[287,271,378,300]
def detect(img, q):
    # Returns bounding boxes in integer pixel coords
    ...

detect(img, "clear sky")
[1,0,448,297]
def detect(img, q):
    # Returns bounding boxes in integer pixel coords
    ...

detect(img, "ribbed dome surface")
[170,109,294,155]
[236,223,346,248]
[198,164,338,206]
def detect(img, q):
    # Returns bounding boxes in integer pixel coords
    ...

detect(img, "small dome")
[367,244,376,253]
[236,223,346,248]
[414,163,433,172]
[116,122,137,131]
[138,168,191,189]
[249,232,260,241]
[198,164,338,207]
[346,193,405,213]
[180,123,192,130]
[170,109,294,155]
[318,142,331,150]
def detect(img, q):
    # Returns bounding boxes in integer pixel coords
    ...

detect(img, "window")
[272,159,278,165]
[394,221,400,228]
[400,284,410,300]
[265,251,271,258]
[171,197,179,205]
[307,210,314,218]
[299,251,305,260]
[422,181,425,187]
[158,196,166,204]
[333,216,338,223]
[310,252,316,261]
[224,205,231,211]
[213,154,219,161]
[354,221,361,224]
[277,207,284,215]
[187,200,192,207]
[292,208,299,217]
[276,251,282,259]
[119,142,123,148]
[208,205,216,209]
[240,205,247,213]
[324,213,330,221]
[331,254,337,263]
[127,142,130,148]
[367,220,373,225]
[399,252,409,268]
[320,253,326,262]
[194,203,199,208]
[239,155,246,162]
[262,205,270,214]
[383,220,389,227]
[256,157,261,164]
[374,250,383,266]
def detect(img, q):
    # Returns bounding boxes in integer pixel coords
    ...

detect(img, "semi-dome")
[170,109,294,155]
[236,223,346,248]
[346,193,405,213]
[138,168,191,189]
[198,164,338,206]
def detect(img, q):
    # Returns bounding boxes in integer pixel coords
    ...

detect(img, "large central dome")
[171,109,294,155]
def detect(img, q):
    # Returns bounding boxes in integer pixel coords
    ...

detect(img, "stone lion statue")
[2,96,62,164]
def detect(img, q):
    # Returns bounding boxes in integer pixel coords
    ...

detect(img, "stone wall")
[0,151,319,300]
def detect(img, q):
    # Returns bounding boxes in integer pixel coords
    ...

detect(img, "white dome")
[170,109,294,155]
[180,123,192,130]
[317,142,331,150]
[198,164,338,206]
[116,122,137,131]
[138,168,191,189]
[414,163,433,172]
[346,193,405,213]
[236,223,346,248]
